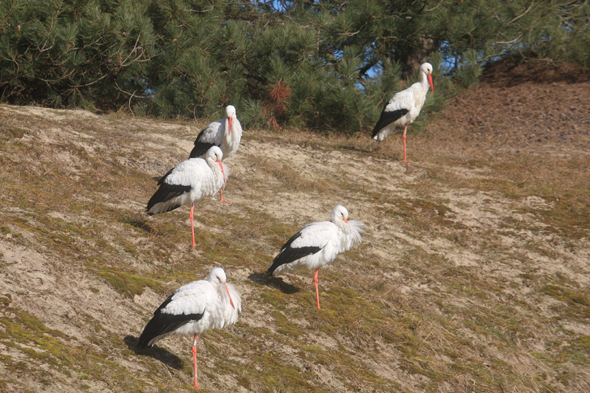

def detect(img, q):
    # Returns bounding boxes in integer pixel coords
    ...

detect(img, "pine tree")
[0,0,157,109]
[1,0,588,132]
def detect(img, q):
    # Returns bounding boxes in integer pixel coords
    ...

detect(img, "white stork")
[267,205,365,310]
[372,62,434,163]
[189,105,242,203]
[138,267,241,389]
[146,146,228,248]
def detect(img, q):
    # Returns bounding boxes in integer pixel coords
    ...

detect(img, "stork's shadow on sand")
[248,272,300,295]
[118,213,159,235]
[124,335,183,370]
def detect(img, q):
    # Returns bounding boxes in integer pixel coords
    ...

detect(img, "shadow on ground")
[118,212,161,235]
[248,272,300,294]
[124,335,184,370]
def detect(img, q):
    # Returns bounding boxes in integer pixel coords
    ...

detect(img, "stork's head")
[207,267,236,309]
[226,105,236,118]
[208,267,227,284]
[331,205,349,225]
[226,105,236,135]
[421,62,433,75]
[206,146,224,163]
[421,62,434,93]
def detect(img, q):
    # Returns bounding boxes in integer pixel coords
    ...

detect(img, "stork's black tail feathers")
[371,108,409,138]
[146,183,192,214]
[138,295,204,348]
[267,231,322,275]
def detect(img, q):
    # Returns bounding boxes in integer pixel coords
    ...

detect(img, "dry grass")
[0,74,589,393]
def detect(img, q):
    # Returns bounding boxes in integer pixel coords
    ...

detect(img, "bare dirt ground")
[0,62,589,392]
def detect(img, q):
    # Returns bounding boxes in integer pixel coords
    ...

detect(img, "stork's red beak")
[228,117,232,135]
[344,219,348,224]
[224,283,235,309]
[217,160,226,181]
[428,74,434,93]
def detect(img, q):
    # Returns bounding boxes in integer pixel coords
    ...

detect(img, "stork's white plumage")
[146,146,228,248]
[189,105,242,202]
[138,267,241,389]
[267,205,365,310]
[372,62,434,162]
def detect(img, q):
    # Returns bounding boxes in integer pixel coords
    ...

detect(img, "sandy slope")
[0,70,589,392]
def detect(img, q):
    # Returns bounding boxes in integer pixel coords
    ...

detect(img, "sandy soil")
[0,62,589,392]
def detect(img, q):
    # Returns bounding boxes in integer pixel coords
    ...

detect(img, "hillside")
[1,65,589,392]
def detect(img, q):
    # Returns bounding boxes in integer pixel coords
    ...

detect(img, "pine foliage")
[0,0,156,109]
[1,0,588,133]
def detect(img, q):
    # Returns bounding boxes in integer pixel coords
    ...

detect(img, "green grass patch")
[97,268,163,298]
[0,307,150,390]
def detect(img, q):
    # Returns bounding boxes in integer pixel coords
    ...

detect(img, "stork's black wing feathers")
[157,167,175,186]
[146,183,192,214]
[138,294,204,348]
[267,231,323,275]
[371,108,409,138]
[189,128,218,158]
[189,142,217,159]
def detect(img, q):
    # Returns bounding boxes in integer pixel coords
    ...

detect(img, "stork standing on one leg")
[146,146,228,248]
[371,62,434,163]
[138,267,241,389]
[267,205,365,310]
[189,105,242,203]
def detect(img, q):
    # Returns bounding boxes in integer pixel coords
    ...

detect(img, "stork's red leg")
[314,269,321,310]
[190,205,196,248]
[192,334,202,389]
[218,189,230,204]
[403,125,408,163]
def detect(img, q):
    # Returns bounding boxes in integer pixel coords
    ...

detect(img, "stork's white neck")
[420,70,430,92]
